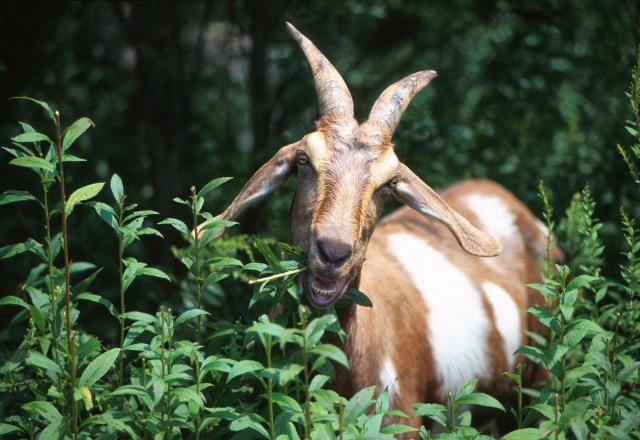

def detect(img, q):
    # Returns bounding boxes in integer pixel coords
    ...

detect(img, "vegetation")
[1,1,640,439]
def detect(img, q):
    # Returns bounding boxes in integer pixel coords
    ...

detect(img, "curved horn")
[285,22,354,119]
[366,70,437,140]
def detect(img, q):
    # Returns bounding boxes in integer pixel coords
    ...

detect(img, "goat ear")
[194,141,299,238]
[392,163,502,257]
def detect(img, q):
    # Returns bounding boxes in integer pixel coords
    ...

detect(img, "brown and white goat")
[203,23,555,431]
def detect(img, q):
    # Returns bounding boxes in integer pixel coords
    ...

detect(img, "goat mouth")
[305,272,349,308]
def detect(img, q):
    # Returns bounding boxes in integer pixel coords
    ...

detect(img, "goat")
[202,22,557,433]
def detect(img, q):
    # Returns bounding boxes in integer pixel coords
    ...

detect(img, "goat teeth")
[315,288,335,297]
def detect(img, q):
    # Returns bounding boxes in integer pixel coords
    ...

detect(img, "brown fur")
[204,25,560,438]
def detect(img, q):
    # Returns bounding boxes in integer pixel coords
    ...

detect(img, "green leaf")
[344,386,376,424]
[62,117,94,150]
[9,156,54,172]
[501,428,541,440]
[172,387,204,406]
[30,305,46,332]
[227,360,264,382]
[617,361,640,381]
[456,393,505,412]
[175,309,210,326]
[0,239,45,262]
[229,413,269,438]
[81,414,137,438]
[309,344,349,368]
[528,403,555,420]
[11,132,53,144]
[138,267,170,282]
[0,243,29,260]
[63,154,86,162]
[198,176,232,198]
[0,423,22,435]
[66,182,105,216]
[305,314,337,347]
[77,293,118,319]
[268,392,302,413]
[0,190,36,206]
[515,345,545,361]
[71,268,103,295]
[158,217,189,234]
[566,274,599,291]
[22,401,62,423]
[38,419,63,440]
[110,173,124,202]
[341,288,373,307]
[78,348,121,387]
[10,96,55,121]
[123,311,157,323]
[110,385,149,399]
[0,295,28,309]
[563,328,588,347]
[89,201,117,228]
[412,403,447,427]
[26,351,62,375]
[382,424,416,435]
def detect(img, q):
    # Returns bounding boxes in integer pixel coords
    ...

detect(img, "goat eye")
[388,176,399,189]
[296,151,309,165]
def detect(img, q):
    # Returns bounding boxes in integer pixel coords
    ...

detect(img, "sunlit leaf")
[198,176,232,198]
[110,173,124,202]
[78,348,121,387]
[11,132,52,144]
[10,96,55,121]
[66,182,105,216]
[62,117,94,151]
[0,190,36,206]
[25,351,62,375]
[9,156,54,172]
[175,309,210,326]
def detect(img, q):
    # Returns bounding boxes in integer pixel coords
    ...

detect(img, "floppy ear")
[392,163,502,257]
[195,141,299,237]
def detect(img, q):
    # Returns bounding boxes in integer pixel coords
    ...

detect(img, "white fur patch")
[482,282,521,371]
[465,195,518,242]
[387,233,491,396]
[379,356,399,404]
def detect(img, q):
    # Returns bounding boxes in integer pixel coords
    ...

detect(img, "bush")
[1,56,639,439]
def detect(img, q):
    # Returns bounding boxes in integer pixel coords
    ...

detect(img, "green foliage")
[2,42,640,438]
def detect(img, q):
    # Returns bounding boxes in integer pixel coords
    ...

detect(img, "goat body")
[333,179,553,428]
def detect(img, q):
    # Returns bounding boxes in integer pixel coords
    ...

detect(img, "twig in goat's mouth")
[247,267,307,285]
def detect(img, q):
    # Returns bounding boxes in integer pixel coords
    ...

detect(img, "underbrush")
[1,61,639,439]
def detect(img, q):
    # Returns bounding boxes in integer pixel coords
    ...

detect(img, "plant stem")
[557,274,567,412]
[160,306,167,435]
[142,358,149,440]
[448,391,455,432]
[42,181,58,364]
[117,196,125,387]
[338,400,344,440]
[300,307,311,439]
[266,334,275,440]
[191,187,202,440]
[248,267,307,285]
[554,393,559,440]
[516,363,523,429]
[54,110,78,439]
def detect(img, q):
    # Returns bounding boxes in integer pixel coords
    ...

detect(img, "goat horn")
[366,70,437,140]
[285,22,354,119]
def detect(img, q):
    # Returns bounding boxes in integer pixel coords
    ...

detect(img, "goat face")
[291,122,401,307]
[204,23,503,308]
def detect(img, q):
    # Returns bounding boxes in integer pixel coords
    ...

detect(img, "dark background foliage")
[1,0,638,343]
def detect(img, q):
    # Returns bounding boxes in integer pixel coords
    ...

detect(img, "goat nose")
[317,239,352,267]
